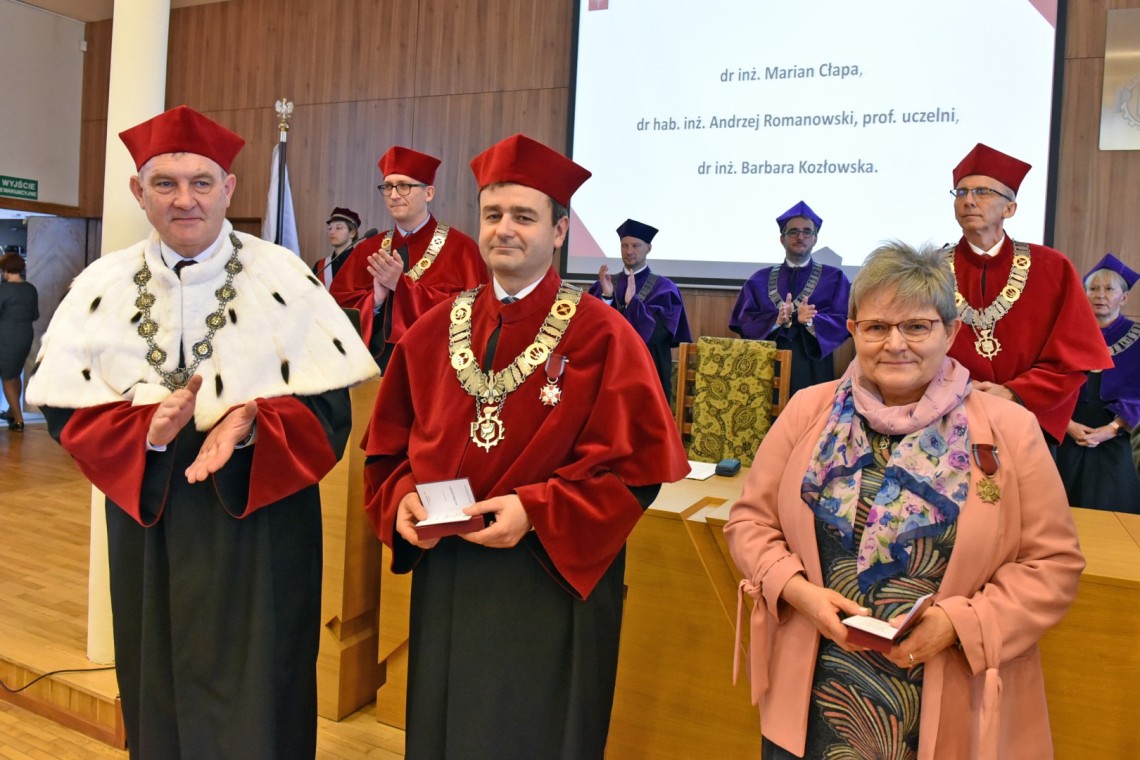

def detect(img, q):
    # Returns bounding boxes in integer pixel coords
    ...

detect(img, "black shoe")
[0,412,13,424]
[8,421,23,432]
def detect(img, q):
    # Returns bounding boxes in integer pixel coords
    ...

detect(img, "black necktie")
[174,260,197,367]
[484,298,518,367]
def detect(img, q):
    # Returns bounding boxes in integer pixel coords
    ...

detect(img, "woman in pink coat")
[725,242,1084,760]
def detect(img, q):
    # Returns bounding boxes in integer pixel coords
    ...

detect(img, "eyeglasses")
[378,182,428,197]
[853,318,943,342]
[782,227,817,238]
[950,187,1013,202]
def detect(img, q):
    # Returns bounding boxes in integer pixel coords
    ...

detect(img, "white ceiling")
[15,0,226,24]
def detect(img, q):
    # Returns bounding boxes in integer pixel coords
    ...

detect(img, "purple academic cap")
[1086,253,1140,290]
[777,200,822,232]
[616,218,658,243]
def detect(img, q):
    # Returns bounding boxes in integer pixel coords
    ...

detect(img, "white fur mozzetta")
[27,222,379,430]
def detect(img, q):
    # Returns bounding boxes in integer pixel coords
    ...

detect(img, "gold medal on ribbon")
[977,477,1001,504]
[972,444,1001,503]
[540,354,569,407]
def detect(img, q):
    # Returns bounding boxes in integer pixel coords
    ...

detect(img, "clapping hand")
[777,292,795,326]
[598,265,614,297]
[368,247,403,303]
[796,299,817,326]
[148,374,202,447]
[185,399,258,483]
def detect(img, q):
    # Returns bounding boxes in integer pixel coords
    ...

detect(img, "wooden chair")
[673,338,792,462]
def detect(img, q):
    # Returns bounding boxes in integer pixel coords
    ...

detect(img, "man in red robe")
[25,106,378,759]
[362,134,690,758]
[329,146,488,369]
[946,143,1111,444]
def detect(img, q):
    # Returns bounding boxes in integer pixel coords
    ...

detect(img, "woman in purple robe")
[1057,253,1140,513]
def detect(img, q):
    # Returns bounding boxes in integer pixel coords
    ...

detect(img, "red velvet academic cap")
[119,105,245,172]
[378,146,440,185]
[952,143,1032,194]
[469,134,591,207]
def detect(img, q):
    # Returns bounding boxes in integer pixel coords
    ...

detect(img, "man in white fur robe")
[26,106,377,760]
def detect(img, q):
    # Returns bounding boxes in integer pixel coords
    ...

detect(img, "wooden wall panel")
[283,98,418,260]
[677,288,737,341]
[81,21,111,122]
[78,119,107,218]
[1062,0,1140,59]
[411,88,570,235]
[166,0,419,113]
[416,0,573,97]
[1055,44,1140,283]
[78,21,112,217]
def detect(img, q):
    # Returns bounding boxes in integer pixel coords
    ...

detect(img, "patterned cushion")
[688,336,776,466]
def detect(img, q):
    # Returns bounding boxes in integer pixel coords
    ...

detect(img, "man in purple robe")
[1057,253,1140,512]
[590,218,691,401]
[728,200,851,395]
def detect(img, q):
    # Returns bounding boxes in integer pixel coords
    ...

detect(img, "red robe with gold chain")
[362,268,688,758]
[948,236,1112,443]
[328,213,487,366]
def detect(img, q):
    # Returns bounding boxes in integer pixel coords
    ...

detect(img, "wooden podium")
[1038,508,1140,758]
[315,377,384,720]
[607,472,762,759]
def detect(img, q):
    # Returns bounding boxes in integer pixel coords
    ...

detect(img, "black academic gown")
[43,390,350,760]
[1056,372,1140,513]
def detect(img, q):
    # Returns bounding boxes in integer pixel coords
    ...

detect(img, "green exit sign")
[0,175,38,200]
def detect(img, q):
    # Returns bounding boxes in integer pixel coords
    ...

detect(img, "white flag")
[262,143,300,256]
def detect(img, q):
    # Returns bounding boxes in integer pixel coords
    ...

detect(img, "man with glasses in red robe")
[945,142,1111,444]
[330,146,488,370]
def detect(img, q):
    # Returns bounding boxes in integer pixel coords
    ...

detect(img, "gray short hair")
[850,241,958,323]
[137,152,226,180]
[1084,268,1128,292]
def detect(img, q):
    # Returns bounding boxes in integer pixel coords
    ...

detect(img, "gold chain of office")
[380,223,450,282]
[766,262,822,309]
[134,232,243,390]
[948,241,1032,360]
[448,283,582,450]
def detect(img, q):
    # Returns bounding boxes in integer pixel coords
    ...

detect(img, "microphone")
[314,228,380,280]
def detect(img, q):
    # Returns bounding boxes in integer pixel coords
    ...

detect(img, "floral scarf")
[801,357,972,592]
